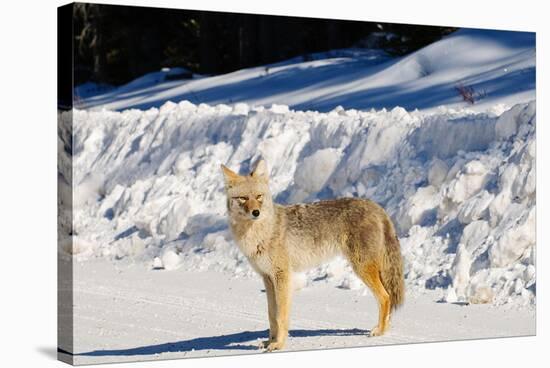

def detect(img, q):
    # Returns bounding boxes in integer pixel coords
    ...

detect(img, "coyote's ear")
[250,159,269,181]
[221,164,243,188]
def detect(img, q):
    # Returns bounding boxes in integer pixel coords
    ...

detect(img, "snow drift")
[62,99,536,306]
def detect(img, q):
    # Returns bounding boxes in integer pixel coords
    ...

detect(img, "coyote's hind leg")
[353,262,391,337]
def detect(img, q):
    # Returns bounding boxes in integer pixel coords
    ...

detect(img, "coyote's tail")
[381,219,405,310]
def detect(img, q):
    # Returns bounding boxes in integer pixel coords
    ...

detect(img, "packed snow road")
[62,260,535,365]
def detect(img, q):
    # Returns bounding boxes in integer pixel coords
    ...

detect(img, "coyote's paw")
[258,333,277,349]
[369,326,385,337]
[264,341,284,352]
[258,339,272,349]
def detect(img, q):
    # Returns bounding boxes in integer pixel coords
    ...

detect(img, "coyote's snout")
[221,159,405,352]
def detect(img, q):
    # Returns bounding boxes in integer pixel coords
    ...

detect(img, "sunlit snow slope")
[79,29,535,113]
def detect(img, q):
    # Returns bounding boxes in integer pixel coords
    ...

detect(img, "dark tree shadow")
[76,328,368,357]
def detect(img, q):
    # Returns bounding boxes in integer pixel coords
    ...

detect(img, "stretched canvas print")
[58,2,536,365]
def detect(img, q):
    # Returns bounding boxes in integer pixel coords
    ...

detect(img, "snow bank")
[64,99,536,306]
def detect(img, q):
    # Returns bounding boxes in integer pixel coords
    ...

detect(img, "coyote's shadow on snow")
[77,328,368,356]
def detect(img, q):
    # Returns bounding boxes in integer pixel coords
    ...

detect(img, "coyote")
[221,159,404,352]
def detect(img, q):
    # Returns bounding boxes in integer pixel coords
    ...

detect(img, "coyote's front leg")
[261,275,278,348]
[265,269,291,352]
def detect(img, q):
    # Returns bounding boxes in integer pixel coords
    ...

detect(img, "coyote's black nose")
[252,210,260,217]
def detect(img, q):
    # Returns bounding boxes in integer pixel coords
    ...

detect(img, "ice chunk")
[428,158,449,187]
[161,249,182,271]
[294,148,342,198]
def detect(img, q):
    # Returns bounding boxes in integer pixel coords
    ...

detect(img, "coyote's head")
[221,159,274,221]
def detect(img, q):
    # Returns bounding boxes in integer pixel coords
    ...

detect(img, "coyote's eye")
[256,194,263,201]
[233,196,248,203]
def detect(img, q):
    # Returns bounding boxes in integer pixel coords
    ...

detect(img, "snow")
[449,243,472,302]
[74,81,114,100]
[65,97,536,307]
[445,160,490,204]
[64,260,535,365]
[159,248,182,271]
[457,190,494,224]
[489,206,535,268]
[79,29,535,113]
[293,148,343,201]
[428,158,449,187]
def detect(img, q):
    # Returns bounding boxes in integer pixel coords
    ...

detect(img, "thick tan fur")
[221,159,404,351]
